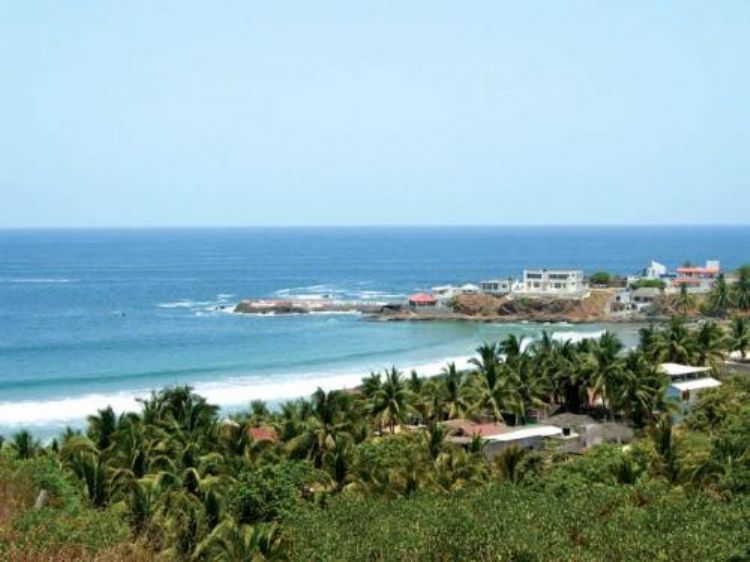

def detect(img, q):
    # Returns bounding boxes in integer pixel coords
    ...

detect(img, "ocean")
[1,226,748,437]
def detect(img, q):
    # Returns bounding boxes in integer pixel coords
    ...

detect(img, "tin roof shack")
[483,425,564,460]
[443,419,508,447]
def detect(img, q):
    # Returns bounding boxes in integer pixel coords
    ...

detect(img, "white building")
[460,283,481,295]
[431,285,461,304]
[483,425,565,458]
[660,363,721,410]
[520,269,587,295]
[479,278,514,296]
[671,260,721,294]
[645,260,668,279]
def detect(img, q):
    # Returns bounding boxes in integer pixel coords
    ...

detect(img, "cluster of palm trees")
[1,318,746,560]
[706,266,750,316]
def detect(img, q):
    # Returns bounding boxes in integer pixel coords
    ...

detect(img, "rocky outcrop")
[376,290,617,323]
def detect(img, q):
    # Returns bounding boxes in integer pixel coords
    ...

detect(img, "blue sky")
[1,1,748,227]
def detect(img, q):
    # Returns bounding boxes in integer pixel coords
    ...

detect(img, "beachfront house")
[479,278,514,296]
[408,293,437,309]
[431,285,461,305]
[660,362,721,411]
[672,260,720,294]
[630,287,662,311]
[520,269,587,296]
[460,283,481,295]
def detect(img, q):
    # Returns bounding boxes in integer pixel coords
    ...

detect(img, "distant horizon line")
[1,223,750,231]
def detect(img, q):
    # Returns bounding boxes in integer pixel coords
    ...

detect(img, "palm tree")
[434,448,487,492]
[552,340,589,413]
[360,372,382,399]
[407,369,425,395]
[638,323,659,361]
[143,385,220,436]
[617,351,670,427]
[10,430,40,460]
[674,283,695,316]
[734,265,750,312]
[422,423,448,461]
[708,273,733,316]
[492,445,532,485]
[471,359,517,423]
[585,332,625,418]
[508,353,549,424]
[693,321,726,367]
[648,414,681,484]
[440,362,472,420]
[652,317,696,364]
[87,406,118,453]
[248,400,271,425]
[370,367,411,433]
[194,520,284,561]
[470,342,501,373]
[286,388,351,467]
[63,445,111,508]
[730,315,749,360]
[499,334,525,365]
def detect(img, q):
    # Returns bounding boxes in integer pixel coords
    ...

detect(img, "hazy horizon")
[2,1,749,228]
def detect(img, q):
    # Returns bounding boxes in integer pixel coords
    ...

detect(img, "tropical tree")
[734,265,750,312]
[584,332,624,418]
[440,362,472,420]
[370,367,411,433]
[730,315,749,360]
[651,317,696,364]
[617,351,670,427]
[286,388,351,467]
[194,520,284,561]
[9,429,40,460]
[647,414,682,484]
[693,321,726,367]
[708,273,733,316]
[492,445,536,485]
[674,283,695,316]
[87,405,118,453]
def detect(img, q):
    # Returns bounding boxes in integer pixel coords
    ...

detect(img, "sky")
[1,1,749,227]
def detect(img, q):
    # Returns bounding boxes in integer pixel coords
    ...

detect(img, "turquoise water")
[1,226,748,435]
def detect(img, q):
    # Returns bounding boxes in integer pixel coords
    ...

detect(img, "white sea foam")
[2,278,73,284]
[551,329,605,344]
[0,355,475,428]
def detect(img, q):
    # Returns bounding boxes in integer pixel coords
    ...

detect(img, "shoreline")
[0,324,623,435]
[366,311,669,324]
[0,353,478,434]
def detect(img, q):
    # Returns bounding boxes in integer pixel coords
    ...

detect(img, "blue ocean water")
[1,226,748,435]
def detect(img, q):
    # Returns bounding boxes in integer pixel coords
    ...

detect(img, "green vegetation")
[704,268,750,316]
[630,278,666,290]
[1,320,749,560]
[589,271,612,285]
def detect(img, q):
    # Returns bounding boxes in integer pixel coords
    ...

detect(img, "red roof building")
[249,426,278,443]
[675,261,720,279]
[408,293,437,306]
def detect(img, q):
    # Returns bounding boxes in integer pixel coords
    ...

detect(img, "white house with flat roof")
[519,269,587,296]
[482,424,566,459]
[479,278,514,296]
[660,362,721,409]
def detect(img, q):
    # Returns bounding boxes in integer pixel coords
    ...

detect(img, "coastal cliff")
[377,289,619,323]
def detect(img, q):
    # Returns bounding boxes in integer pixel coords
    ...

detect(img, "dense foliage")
[1,317,749,560]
